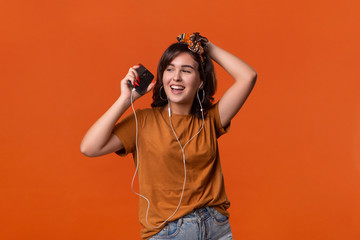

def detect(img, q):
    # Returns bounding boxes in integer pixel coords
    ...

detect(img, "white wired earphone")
[129,81,205,229]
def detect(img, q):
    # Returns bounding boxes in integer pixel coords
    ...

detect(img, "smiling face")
[152,42,217,118]
[162,52,202,113]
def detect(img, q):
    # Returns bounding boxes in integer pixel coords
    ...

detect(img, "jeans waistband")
[181,206,214,221]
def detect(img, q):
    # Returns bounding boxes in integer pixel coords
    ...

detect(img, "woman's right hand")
[119,65,156,103]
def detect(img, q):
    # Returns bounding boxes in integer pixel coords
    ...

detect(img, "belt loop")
[196,206,210,219]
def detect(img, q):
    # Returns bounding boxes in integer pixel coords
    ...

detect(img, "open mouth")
[170,85,185,94]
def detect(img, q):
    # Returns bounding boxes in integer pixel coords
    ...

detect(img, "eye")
[165,68,174,72]
[182,69,191,73]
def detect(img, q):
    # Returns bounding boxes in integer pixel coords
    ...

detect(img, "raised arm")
[80,65,155,157]
[206,42,257,127]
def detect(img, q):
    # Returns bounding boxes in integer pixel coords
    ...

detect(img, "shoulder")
[205,101,220,118]
[205,101,230,137]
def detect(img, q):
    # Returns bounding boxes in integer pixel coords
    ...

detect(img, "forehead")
[170,52,198,68]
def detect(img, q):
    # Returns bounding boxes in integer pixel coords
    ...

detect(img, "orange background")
[1,0,359,239]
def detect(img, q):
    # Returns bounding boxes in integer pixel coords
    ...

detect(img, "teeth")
[171,85,185,90]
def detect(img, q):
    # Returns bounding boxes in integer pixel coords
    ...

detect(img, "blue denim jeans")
[148,206,233,240]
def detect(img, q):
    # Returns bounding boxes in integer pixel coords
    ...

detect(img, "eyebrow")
[168,64,195,70]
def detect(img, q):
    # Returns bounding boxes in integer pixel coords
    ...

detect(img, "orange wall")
[1,0,359,239]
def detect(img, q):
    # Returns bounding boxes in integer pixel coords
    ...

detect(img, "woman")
[80,33,257,239]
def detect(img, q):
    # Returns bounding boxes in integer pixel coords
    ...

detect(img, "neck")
[167,102,192,115]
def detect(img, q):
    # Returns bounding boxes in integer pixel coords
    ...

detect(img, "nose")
[173,69,182,81]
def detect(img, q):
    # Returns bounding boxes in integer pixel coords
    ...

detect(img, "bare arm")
[80,65,155,157]
[80,96,129,157]
[206,42,257,127]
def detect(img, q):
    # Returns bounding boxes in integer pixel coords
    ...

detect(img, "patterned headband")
[177,32,208,64]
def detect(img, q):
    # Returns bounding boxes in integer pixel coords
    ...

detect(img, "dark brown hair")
[151,43,217,118]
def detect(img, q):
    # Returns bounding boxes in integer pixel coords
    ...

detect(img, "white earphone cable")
[129,87,204,229]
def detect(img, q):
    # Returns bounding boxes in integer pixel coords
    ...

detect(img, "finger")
[122,74,135,88]
[146,82,156,93]
[128,67,139,81]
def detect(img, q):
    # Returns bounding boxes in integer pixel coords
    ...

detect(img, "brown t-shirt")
[112,102,231,239]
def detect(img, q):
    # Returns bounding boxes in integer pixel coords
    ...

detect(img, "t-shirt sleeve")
[209,101,231,138]
[111,110,140,156]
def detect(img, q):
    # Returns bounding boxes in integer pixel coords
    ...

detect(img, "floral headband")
[177,32,208,64]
